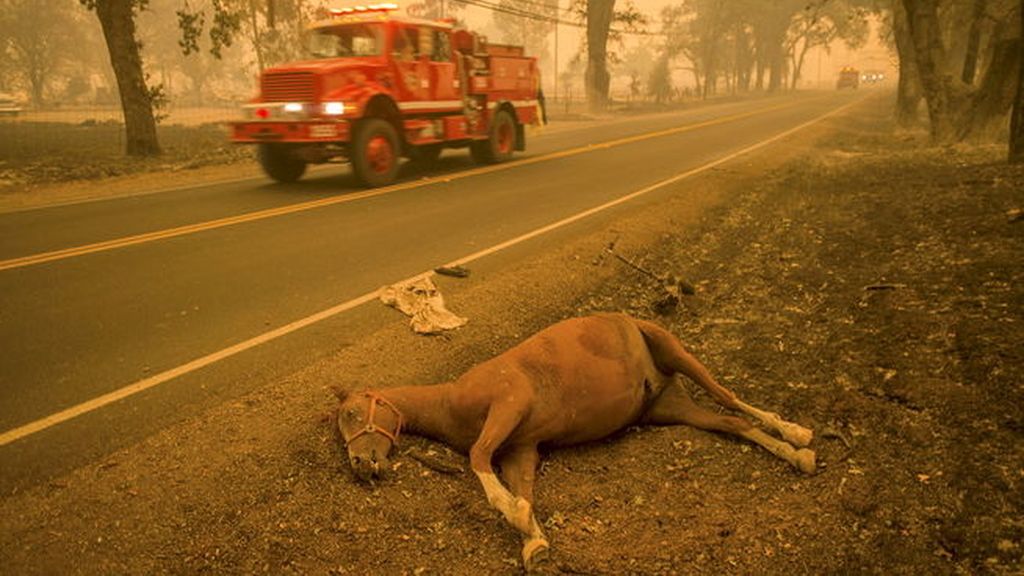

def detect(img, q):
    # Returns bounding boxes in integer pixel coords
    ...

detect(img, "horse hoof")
[522,538,550,572]
[794,448,817,475]
[785,425,814,448]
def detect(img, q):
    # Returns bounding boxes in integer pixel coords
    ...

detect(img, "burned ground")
[0,97,1021,575]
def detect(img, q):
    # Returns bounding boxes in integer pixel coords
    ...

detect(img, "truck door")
[428,28,459,103]
[391,24,428,100]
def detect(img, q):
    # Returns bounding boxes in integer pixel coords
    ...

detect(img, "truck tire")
[470,109,516,164]
[258,144,307,183]
[352,118,400,187]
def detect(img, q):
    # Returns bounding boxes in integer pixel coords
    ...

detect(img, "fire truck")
[836,66,860,90]
[231,3,545,187]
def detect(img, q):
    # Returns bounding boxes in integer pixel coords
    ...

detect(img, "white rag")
[379,276,467,334]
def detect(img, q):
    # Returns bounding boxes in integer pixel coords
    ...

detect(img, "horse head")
[332,388,403,482]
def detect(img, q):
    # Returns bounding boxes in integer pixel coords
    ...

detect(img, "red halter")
[346,392,403,445]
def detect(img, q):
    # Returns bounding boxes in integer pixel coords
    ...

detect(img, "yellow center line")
[0,101,797,273]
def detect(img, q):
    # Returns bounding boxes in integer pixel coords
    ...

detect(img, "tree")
[569,0,646,111]
[584,0,615,111]
[890,0,923,126]
[647,54,672,103]
[491,0,557,66]
[1009,0,1024,163]
[81,0,162,156]
[749,0,799,92]
[82,0,243,156]
[961,0,988,85]
[786,0,868,90]
[0,0,88,106]
[898,0,1020,143]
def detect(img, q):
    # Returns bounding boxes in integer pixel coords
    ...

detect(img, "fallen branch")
[604,240,696,314]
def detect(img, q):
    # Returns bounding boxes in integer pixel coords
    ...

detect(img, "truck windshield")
[308,24,382,58]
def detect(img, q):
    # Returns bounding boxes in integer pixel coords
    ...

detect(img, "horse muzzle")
[349,454,389,481]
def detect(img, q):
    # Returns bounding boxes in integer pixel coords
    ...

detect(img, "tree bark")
[1010,0,1024,163]
[961,0,987,85]
[902,0,956,142]
[767,45,785,92]
[892,0,923,126]
[585,0,615,111]
[791,41,812,91]
[92,0,161,156]
[960,34,1021,138]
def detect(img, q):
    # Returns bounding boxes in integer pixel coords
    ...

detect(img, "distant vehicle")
[861,71,885,84]
[836,67,859,90]
[230,3,544,188]
[0,94,22,117]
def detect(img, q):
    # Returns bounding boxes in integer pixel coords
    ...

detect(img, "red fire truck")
[231,3,545,187]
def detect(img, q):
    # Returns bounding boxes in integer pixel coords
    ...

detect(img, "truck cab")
[231,3,543,187]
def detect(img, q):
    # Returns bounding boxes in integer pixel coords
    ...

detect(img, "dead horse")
[332,313,815,571]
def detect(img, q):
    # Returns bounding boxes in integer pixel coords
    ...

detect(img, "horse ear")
[329,384,349,402]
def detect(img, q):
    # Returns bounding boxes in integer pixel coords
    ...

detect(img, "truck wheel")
[258,144,307,183]
[471,109,516,164]
[352,118,400,187]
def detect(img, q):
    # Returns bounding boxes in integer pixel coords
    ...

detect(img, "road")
[0,92,861,493]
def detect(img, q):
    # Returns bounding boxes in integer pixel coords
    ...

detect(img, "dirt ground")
[1,97,1022,575]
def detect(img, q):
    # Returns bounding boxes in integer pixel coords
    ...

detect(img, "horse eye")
[345,408,359,421]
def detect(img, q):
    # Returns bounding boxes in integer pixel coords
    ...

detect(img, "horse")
[331,313,816,571]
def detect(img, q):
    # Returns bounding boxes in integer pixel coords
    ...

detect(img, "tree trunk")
[893,0,923,126]
[768,47,784,92]
[585,0,615,112]
[791,42,811,91]
[249,2,267,72]
[902,0,956,142]
[92,0,160,156]
[960,35,1021,138]
[1009,0,1024,163]
[961,0,987,85]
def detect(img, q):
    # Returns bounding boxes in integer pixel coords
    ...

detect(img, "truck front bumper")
[230,120,351,143]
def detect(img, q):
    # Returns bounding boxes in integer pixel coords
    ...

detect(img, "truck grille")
[261,72,316,102]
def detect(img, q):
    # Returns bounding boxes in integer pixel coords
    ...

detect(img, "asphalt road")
[0,92,862,493]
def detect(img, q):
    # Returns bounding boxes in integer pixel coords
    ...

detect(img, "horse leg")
[498,445,550,571]
[636,319,814,447]
[642,382,816,474]
[469,398,536,536]
[731,398,813,448]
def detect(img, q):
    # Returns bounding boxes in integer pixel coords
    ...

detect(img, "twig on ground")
[863,283,907,291]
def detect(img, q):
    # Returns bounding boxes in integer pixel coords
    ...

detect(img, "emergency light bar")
[329,3,399,15]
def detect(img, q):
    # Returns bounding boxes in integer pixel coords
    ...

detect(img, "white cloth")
[379,276,467,334]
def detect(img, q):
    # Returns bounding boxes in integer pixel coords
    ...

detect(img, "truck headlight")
[322,102,346,116]
[283,102,305,113]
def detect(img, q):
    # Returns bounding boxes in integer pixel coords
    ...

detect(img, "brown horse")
[332,313,815,571]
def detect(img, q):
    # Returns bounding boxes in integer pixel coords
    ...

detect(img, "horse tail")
[632,318,740,411]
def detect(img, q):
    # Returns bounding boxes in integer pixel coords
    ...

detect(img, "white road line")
[0,97,867,448]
